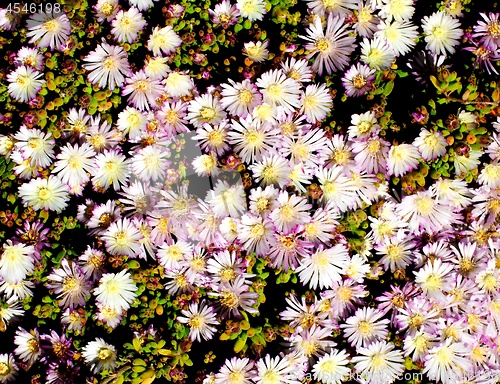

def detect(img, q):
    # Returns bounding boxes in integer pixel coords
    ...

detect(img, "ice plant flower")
[7,66,45,103]
[94,270,138,312]
[177,301,220,342]
[236,0,267,21]
[26,11,71,51]
[111,7,147,43]
[0,241,35,285]
[82,42,131,91]
[82,338,117,373]
[301,14,356,75]
[422,11,463,55]
[18,175,69,212]
[147,26,182,56]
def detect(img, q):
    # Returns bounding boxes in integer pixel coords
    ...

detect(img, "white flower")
[18,175,69,212]
[360,36,395,70]
[82,42,131,91]
[122,71,163,111]
[147,26,182,56]
[378,0,415,22]
[46,259,91,309]
[413,128,447,161]
[26,11,71,51]
[0,241,35,284]
[236,0,267,21]
[14,47,44,71]
[243,40,269,62]
[281,57,313,83]
[251,154,291,188]
[256,69,302,114]
[206,180,247,218]
[375,20,418,56]
[214,357,255,384]
[253,354,302,384]
[82,338,117,373]
[341,307,390,350]
[305,0,357,17]
[351,341,404,384]
[163,71,194,98]
[422,11,463,55]
[423,339,472,384]
[101,217,144,257]
[94,270,138,312]
[116,107,147,140]
[90,149,130,191]
[0,353,17,383]
[221,79,262,118]
[111,7,147,43]
[52,143,96,189]
[129,0,158,11]
[177,301,220,342]
[93,0,120,22]
[187,93,227,128]
[143,56,170,80]
[414,259,454,301]
[313,349,351,384]
[300,83,333,123]
[301,14,356,76]
[13,126,54,168]
[14,328,40,365]
[316,166,358,212]
[130,145,169,182]
[296,244,350,289]
[387,143,420,177]
[7,66,45,103]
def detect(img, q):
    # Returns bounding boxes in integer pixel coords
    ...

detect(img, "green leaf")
[234,333,247,353]
[234,23,243,33]
[383,80,394,96]
[133,338,142,352]
[133,359,147,366]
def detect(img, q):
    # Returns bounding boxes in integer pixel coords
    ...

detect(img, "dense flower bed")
[1,0,500,383]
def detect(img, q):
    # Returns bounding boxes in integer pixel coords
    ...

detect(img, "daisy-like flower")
[210,276,259,318]
[248,185,279,217]
[156,99,189,137]
[268,230,314,272]
[250,154,291,188]
[82,42,131,91]
[296,244,350,289]
[14,47,44,71]
[270,191,311,232]
[300,83,333,124]
[214,357,255,384]
[281,57,313,83]
[378,0,415,22]
[90,149,130,191]
[375,20,418,56]
[360,36,395,70]
[147,26,182,56]
[228,115,280,163]
[26,11,71,51]
[341,307,390,350]
[423,339,472,384]
[129,0,158,11]
[122,71,163,112]
[47,259,91,309]
[397,190,459,234]
[7,66,45,103]
[221,79,262,118]
[347,111,380,140]
[143,56,170,80]
[93,0,120,22]
[82,338,117,373]
[210,0,240,26]
[111,7,146,43]
[236,0,266,21]
[352,136,390,175]
[52,143,96,189]
[130,145,169,182]
[243,40,269,62]
[116,107,147,140]
[413,128,447,161]
[351,341,404,384]
[206,180,247,218]
[94,270,138,312]
[0,8,21,31]
[422,11,463,55]
[101,217,144,257]
[157,240,193,271]
[96,303,123,329]
[253,354,301,384]
[163,71,194,98]
[313,349,351,384]
[473,12,500,50]
[0,240,35,285]
[305,0,357,17]
[281,128,328,167]
[18,176,69,212]
[14,328,40,366]
[454,149,483,176]
[187,93,227,128]
[478,163,500,189]
[376,233,414,271]
[0,353,17,383]
[256,69,302,114]
[414,259,454,301]
[342,63,376,97]
[387,143,420,177]
[13,126,55,168]
[403,330,436,364]
[287,324,336,359]
[352,1,379,38]
[316,166,358,211]
[177,301,219,342]
[301,14,356,76]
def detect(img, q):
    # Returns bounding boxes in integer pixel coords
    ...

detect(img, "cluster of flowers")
[1,0,500,383]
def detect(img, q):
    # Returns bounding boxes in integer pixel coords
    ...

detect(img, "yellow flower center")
[37,187,53,201]
[103,57,117,69]
[207,130,225,145]
[336,286,353,302]
[101,3,114,16]
[414,195,435,216]
[220,290,239,308]
[358,121,373,134]
[188,314,204,328]
[239,89,254,104]
[98,347,113,360]
[63,276,81,293]
[114,232,128,247]
[488,21,500,38]
[366,138,381,155]
[266,84,284,99]
[357,320,373,336]
[316,38,331,53]
[353,74,367,89]
[44,20,58,32]
[0,362,10,376]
